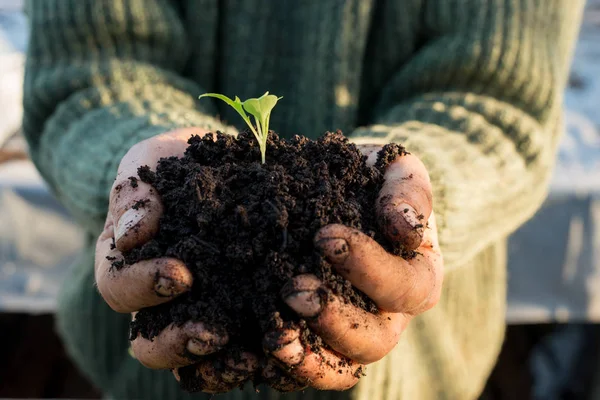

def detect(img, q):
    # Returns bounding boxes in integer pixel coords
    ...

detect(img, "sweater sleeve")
[350,0,584,270]
[22,0,233,234]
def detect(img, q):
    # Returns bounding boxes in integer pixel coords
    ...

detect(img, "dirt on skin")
[119,131,407,388]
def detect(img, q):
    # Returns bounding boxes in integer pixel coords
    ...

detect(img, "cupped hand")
[94,128,257,393]
[263,146,444,391]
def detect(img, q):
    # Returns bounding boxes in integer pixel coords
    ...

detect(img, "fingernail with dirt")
[154,276,185,297]
[264,332,305,366]
[263,329,299,353]
[389,203,424,249]
[186,338,216,356]
[115,208,147,242]
[316,238,349,264]
[284,290,322,318]
[397,203,421,231]
[275,337,305,366]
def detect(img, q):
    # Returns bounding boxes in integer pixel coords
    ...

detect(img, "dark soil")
[122,131,407,388]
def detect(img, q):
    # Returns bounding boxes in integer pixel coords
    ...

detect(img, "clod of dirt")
[123,131,407,389]
[128,176,139,188]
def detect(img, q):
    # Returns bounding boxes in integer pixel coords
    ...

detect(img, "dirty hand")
[94,128,257,393]
[264,146,444,391]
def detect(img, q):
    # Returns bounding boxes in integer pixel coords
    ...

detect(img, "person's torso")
[179,0,424,139]
[56,2,509,399]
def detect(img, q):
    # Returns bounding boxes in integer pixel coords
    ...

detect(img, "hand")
[263,146,443,391]
[94,128,257,393]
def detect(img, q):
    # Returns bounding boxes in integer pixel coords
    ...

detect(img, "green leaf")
[199,93,257,137]
[199,91,282,164]
[241,92,281,122]
[199,93,247,118]
[242,93,282,164]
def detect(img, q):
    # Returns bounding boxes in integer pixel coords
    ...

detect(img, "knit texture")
[22,1,583,399]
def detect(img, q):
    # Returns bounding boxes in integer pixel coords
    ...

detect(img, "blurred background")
[1,0,599,399]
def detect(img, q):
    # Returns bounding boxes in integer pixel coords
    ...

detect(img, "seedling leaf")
[242,92,280,122]
[199,91,282,164]
[199,93,258,138]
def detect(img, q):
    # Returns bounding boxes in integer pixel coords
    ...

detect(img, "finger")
[283,274,409,364]
[95,223,192,313]
[264,328,363,391]
[261,359,308,392]
[110,178,163,252]
[177,361,235,394]
[378,153,433,250]
[315,224,440,314]
[110,128,204,252]
[131,321,228,369]
[176,352,258,394]
[220,352,259,385]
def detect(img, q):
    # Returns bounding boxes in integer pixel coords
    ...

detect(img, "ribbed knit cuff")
[348,93,552,271]
[35,86,235,234]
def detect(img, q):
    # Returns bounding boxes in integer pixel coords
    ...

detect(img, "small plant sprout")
[199,92,282,164]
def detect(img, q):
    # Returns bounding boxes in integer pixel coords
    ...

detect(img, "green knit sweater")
[23,1,583,399]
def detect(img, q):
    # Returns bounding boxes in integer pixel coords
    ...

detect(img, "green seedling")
[199,92,282,164]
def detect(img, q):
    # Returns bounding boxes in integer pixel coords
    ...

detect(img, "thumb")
[377,153,433,250]
[110,174,163,252]
[109,128,204,252]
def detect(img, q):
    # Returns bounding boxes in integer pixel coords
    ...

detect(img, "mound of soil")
[121,131,406,387]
